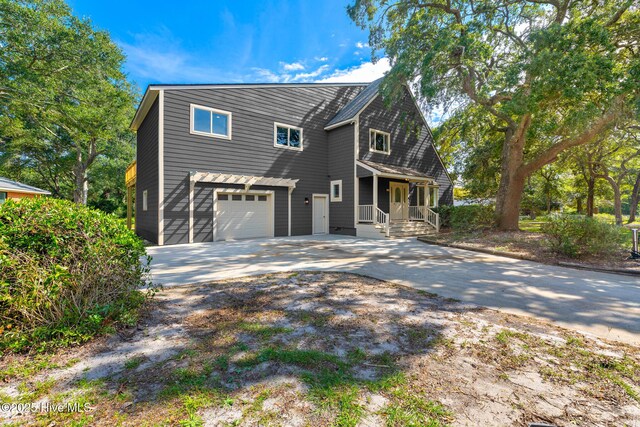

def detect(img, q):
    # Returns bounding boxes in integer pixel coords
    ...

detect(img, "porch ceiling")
[356,160,435,183]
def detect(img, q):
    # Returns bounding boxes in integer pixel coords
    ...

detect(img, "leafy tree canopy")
[349,0,640,229]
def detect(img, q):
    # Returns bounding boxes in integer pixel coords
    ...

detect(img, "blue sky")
[68,0,390,94]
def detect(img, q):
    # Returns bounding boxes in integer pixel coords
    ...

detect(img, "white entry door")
[216,193,273,241]
[312,195,328,234]
[390,182,409,221]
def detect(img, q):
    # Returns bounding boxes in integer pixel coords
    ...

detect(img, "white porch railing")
[409,205,440,231]
[358,204,374,223]
[375,207,390,237]
[425,207,440,231]
[409,206,425,221]
[358,204,437,235]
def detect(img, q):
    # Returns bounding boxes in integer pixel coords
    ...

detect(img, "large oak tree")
[349,0,640,229]
[0,0,135,205]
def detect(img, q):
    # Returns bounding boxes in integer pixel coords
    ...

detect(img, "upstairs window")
[274,123,303,151]
[190,104,232,139]
[369,129,390,154]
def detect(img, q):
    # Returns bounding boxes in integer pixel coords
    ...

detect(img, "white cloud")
[280,61,305,71]
[292,65,330,81]
[355,41,369,49]
[316,58,391,83]
[315,56,329,62]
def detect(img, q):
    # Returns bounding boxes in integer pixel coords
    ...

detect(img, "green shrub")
[541,214,627,258]
[436,205,494,232]
[0,197,153,352]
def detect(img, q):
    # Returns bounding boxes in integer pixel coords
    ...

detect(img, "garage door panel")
[216,194,272,241]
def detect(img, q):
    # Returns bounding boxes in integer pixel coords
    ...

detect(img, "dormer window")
[369,129,390,154]
[190,104,232,139]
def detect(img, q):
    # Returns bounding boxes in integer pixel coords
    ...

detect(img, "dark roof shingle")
[325,77,383,128]
[0,177,51,195]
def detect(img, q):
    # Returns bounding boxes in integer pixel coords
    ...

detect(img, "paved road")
[147,235,640,345]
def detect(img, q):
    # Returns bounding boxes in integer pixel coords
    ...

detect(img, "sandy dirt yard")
[1,272,639,426]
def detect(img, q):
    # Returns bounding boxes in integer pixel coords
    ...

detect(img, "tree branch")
[520,95,628,176]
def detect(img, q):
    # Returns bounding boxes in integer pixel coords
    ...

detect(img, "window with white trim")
[142,190,148,211]
[369,129,390,154]
[0,192,6,205]
[429,187,438,208]
[274,123,303,150]
[330,180,342,202]
[190,104,232,139]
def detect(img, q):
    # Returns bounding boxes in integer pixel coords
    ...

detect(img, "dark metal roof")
[325,77,383,128]
[358,159,433,179]
[0,177,51,194]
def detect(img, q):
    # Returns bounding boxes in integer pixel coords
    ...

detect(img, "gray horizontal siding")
[358,87,453,206]
[327,124,355,235]
[162,85,362,244]
[135,98,158,243]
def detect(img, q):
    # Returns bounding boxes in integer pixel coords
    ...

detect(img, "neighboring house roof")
[0,177,51,195]
[325,77,383,129]
[130,82,371,131]
[357,160,434,180]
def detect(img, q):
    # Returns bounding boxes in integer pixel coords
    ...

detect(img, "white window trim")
[430,186,439,208]
[142,190,148,211]
[273,122,304,151]
[190,104,232,140]
[330,179,343,202]
[369,129,391,155]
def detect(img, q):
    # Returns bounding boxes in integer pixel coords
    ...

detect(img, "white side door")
[312,195,328,234]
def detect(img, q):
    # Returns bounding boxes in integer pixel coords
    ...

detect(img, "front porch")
[355,160,440,238]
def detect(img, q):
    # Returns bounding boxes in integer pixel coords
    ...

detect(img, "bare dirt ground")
[1,272,639,426]
[424,230,640,273]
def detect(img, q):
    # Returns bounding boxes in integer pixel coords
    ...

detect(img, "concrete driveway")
[147,235,640,345]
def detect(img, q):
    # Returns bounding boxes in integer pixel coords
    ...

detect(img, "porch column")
[188,180,194,243]
[423,184,428,222]
[126,186,133,230]
[373,174,378,221]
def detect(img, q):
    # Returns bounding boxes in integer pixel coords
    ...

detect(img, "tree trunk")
[601,175,623,225]
[73,148,88,205]
[629,172,640,223]
[586,178,595,217]
[495,122,529,230]
[576,197,583,214]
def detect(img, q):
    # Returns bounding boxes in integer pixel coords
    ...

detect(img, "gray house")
[130,78,453,245]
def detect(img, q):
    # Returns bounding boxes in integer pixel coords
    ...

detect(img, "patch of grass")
[383,387,452,427]
[17,377,57,402]
[287,310,332,328]
[124,356,145,370]
[0,354,58,381]
[346,348,367,364]
[237,348,346,371]
[237,321,293,340]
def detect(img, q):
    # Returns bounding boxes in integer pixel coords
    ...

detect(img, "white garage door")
[216,193,273,241]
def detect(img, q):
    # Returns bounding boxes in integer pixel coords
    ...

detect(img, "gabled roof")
[325,77,383,129]
[130,82,371,131]
[0,177,51,195]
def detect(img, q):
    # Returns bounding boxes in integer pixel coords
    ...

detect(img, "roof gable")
[325,77,383,129]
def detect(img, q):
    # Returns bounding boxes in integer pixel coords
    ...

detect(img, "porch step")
[373,221,437,238]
